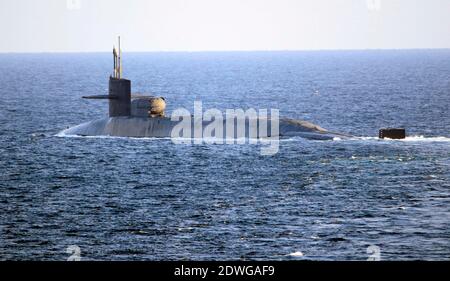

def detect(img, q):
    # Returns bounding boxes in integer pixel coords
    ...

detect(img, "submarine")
[61,38,352,141]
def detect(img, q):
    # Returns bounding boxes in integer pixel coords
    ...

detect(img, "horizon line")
[1,47,449,54]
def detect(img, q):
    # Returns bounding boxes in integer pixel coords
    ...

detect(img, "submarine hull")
[61,116,351,140]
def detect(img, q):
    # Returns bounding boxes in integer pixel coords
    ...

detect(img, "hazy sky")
[0,0,449,52]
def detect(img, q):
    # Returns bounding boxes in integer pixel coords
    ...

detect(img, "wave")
[55,130,171,141]
[287,251,304,257]
[334,135,450,143]
[55,131,280,144]
[55,128,450,144]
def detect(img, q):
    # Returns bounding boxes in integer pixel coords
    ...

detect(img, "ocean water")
[0,50,449,260]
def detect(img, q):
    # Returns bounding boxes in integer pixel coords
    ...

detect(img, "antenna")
[118,36,122,79]
[112,36,122,79]
[113,45,117,78]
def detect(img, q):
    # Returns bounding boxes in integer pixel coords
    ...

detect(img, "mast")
[113,46,117,78]
[118,36,122,79]
[112,36,122,79]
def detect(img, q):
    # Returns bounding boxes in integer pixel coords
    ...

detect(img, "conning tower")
[109,36,131,117]
[82,37,165,118]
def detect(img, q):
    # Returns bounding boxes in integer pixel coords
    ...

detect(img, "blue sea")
[0,50,449,260]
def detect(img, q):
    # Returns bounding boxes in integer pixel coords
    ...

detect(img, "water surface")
[0,50,449,260]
